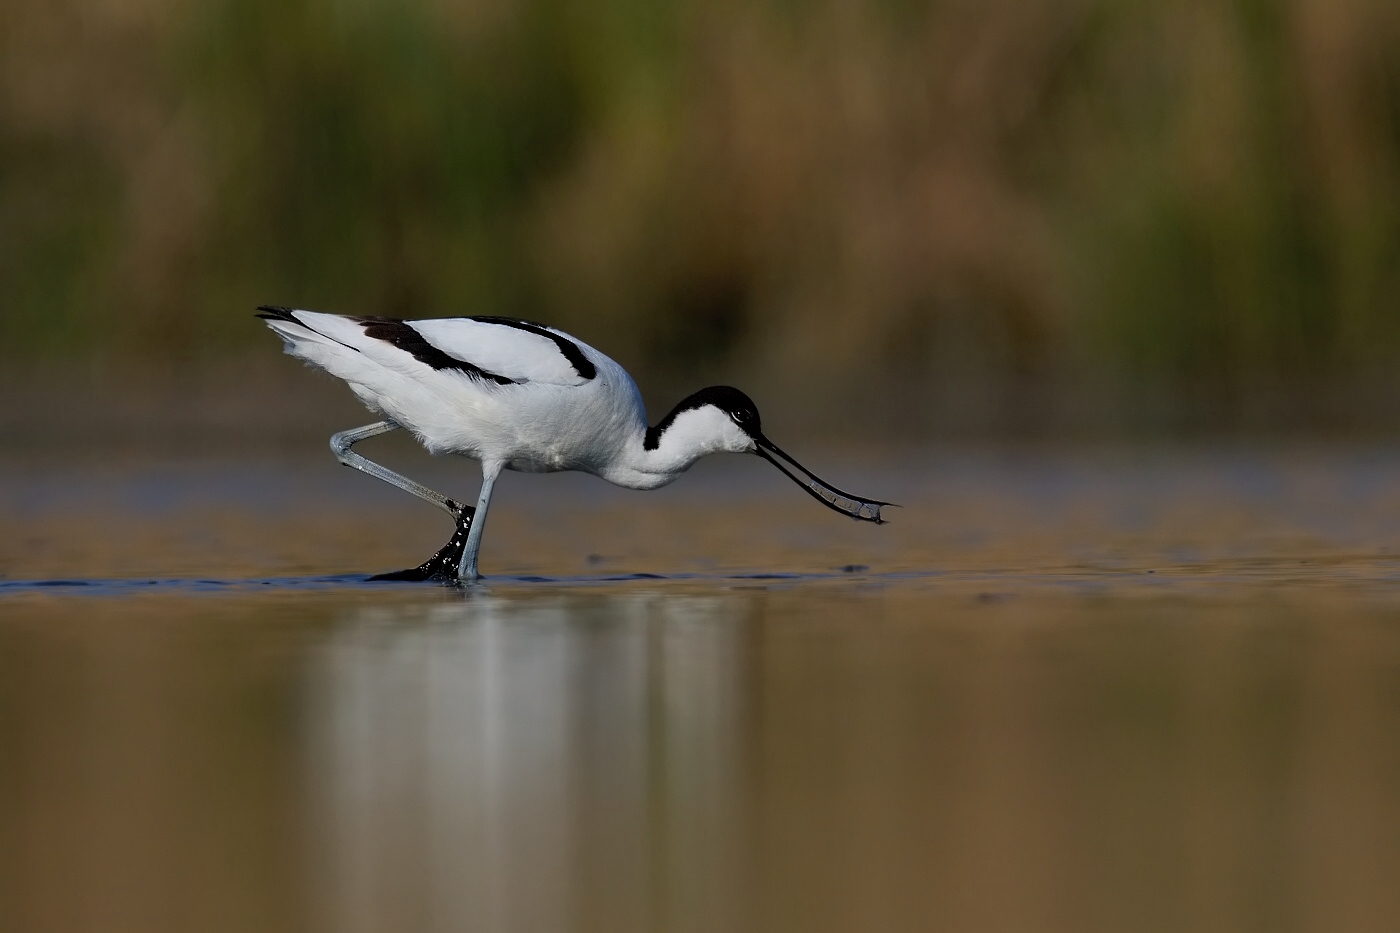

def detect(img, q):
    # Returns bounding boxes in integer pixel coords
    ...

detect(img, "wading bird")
[258,307,889,584]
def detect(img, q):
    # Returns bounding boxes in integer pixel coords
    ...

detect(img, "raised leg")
[330,421,462,517]
[332,421,472,583]
[457,460,504,584]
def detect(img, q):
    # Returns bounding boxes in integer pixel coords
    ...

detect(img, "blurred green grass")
[2,0,1399,434]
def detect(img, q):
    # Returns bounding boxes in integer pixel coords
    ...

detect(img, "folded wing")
[413,317,594,386]
[258,308,594,388]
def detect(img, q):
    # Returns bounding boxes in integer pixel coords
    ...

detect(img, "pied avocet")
[258,307,888,584]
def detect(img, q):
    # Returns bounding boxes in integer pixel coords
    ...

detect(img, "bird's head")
[649,385,891,523]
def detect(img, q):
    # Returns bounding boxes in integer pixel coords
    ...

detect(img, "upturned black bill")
[755,436,892,523]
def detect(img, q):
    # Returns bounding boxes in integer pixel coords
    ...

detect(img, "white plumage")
[259,306,888,583]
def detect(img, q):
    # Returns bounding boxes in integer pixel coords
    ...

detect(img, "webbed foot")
[369,505,475,584]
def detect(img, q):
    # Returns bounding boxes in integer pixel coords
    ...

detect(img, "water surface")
[3,446,1400,932]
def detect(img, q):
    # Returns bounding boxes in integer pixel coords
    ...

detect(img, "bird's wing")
[410,317,596,386]
[258,308,595,387]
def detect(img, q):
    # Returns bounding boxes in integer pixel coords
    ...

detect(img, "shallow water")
[3,445,1400,932]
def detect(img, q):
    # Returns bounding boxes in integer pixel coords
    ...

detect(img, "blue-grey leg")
[330,421,462,516]
[331,421,474,583]
[457,460,504,583]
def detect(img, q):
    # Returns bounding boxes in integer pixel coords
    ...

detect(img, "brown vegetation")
[3,0,1400,435]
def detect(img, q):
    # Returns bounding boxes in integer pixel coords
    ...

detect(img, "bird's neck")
[605,402,742,489]
[641,415,720,470]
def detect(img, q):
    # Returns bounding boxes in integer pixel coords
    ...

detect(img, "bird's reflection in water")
[304,593,751,933]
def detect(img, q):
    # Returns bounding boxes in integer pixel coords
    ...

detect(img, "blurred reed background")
[4,0,1400,440]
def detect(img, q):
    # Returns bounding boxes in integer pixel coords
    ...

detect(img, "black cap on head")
[694,385,761,436]
[645,385,762,450]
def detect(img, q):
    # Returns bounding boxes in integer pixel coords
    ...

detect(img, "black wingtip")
[255,305,298,322]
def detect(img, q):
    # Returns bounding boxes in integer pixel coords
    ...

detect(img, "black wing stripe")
[468,316,597,380]
[357,317,517,385]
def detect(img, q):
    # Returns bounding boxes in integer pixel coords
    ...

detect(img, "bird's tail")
[256,304,382,387]
[257,304,365,356]
[255,305,298,324]
[258,305,322,344]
